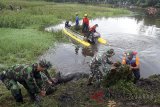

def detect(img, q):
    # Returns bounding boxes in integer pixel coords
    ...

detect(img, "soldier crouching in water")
[87,49,115,85]
[0,59,55,103]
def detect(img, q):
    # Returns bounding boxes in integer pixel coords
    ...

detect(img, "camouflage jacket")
[89,53,113,72]
[4,64,49,93]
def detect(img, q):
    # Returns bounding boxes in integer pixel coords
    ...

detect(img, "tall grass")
[0,13,59,28]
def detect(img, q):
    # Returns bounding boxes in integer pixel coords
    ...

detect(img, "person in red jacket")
[87,24,100,43]
[89,24,98,33]
[82,14,89,33]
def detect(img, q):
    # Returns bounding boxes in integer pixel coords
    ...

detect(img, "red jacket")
[83,17,89,26]
[89,25,96,32]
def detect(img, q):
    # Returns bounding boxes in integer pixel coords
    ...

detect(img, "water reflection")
[75,45,79,55]
[74,45,99,57]
[134,15,160,28]
[82,47,96,57]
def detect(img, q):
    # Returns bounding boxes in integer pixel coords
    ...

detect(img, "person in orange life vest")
[122,51,140,83]
[82,14,89,33]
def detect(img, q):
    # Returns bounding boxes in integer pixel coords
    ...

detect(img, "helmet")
[39,59,52,69]
[126,51,137,59]
[75,12,78,15]
[106,49,115,57]
[84,14,87,17]
[126,51,133,57]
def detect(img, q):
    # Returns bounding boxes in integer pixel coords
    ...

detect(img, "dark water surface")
[43,16,160,78]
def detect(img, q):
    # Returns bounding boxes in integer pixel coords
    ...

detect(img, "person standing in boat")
[82,14,89,33]
[75,12,79,30]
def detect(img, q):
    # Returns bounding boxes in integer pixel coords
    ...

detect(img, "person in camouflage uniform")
[0,59,54,103]
[87,49,115,85]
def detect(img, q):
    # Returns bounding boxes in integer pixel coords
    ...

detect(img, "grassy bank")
[0,28,66,66]
[0,28,53,65]
[1,76,160,107]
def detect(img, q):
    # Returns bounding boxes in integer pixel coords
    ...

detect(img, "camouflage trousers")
[1,76,55,103]
[88,67,103,85]
[1,77,23,102]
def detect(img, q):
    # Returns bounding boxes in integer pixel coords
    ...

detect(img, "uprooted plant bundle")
[102,62,133,88]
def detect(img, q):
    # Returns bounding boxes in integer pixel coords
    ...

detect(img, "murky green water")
[43,15,160,78]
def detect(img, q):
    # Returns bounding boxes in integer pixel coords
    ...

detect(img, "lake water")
[42,15,160,78]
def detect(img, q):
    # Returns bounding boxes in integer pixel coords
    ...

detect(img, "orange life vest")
[122,55,139,67]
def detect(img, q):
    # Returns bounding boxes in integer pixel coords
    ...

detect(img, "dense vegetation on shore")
[39,0,160,8]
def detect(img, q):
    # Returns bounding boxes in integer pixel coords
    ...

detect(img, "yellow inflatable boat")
[62,27,107,47]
